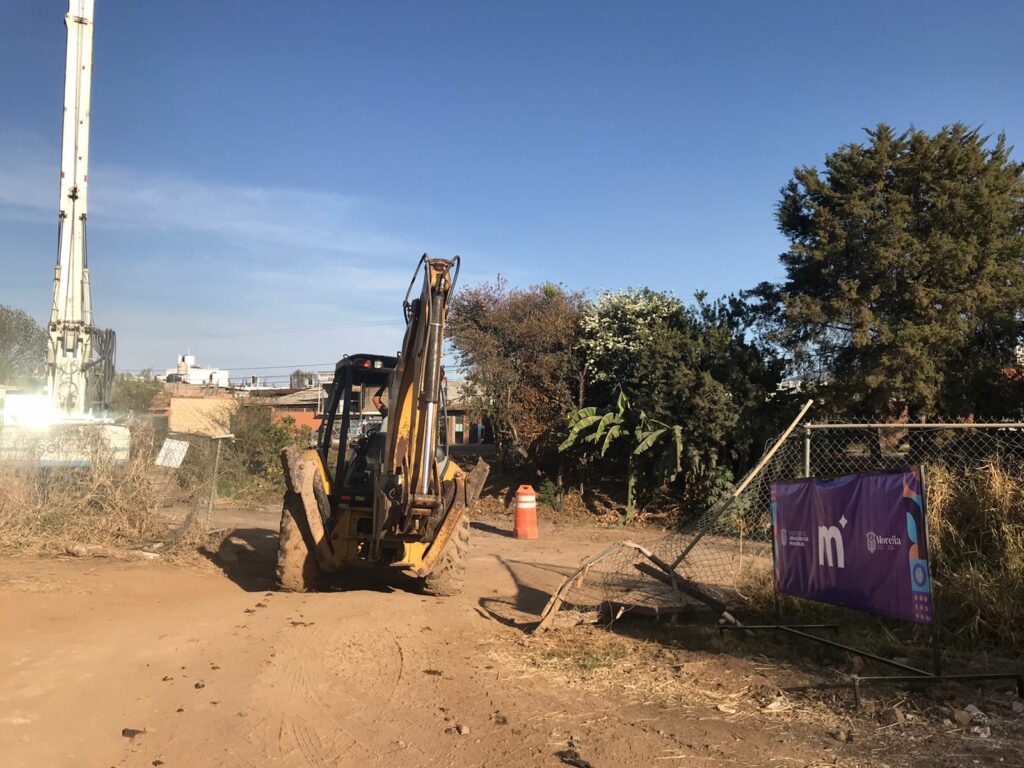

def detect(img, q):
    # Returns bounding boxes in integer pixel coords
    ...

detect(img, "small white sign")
[155,438,190,468]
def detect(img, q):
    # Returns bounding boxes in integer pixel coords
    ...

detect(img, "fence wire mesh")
[541,419,1024,630]
[149,431,229,537]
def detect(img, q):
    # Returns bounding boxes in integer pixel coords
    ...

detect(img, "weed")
[539,637,630,673]
[926,462,1024,650]
[0,424,222,556]
[537,479,565,512]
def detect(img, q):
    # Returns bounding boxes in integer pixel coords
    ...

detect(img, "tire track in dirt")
[244,602,410,767]
[290,721,333,768]
[9,517,823,768]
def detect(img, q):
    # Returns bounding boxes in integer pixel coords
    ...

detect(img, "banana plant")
[559,391,683,520]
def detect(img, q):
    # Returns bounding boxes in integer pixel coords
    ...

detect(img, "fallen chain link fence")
[538,403,1024,640]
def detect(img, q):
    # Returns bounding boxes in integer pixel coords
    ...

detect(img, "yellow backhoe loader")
[276,255,489,594]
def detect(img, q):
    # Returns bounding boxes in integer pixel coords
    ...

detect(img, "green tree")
[753,124,1024,419]
[559,391,683,520]
[448,278,585,463]
[577,289,786,506]
[108,371,163,415]
[0,305,45,387]
[218,406,312,498]
[577,288,682,408]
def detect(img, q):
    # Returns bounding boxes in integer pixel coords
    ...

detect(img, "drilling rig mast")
[1,0,125,464]
[47,0,115,414]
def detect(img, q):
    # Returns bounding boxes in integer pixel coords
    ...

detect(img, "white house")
[165,353,230,387]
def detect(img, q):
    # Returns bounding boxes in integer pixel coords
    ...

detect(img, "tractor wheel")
[276,492,320,592]
[423,512,470,597]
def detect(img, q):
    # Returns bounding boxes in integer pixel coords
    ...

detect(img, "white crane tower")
[0,0,127,465]
[48,0,115,414]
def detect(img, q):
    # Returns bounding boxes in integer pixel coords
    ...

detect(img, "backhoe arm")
[382,255,459,529]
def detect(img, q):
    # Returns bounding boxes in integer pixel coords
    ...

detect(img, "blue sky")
[1,1,1022,380]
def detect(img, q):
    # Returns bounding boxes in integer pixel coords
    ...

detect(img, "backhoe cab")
[276,256,489,594]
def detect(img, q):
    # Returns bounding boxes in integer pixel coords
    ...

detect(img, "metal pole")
[771,526,782,621]
[206,438,223,528]
[777,626,932,676]
[804,422,1024,430]
[920,464,942,676]
[803,427,811,478]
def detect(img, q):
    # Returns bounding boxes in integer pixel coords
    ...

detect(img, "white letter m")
[817,525,845,568]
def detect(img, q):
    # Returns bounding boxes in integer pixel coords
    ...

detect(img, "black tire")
[423,512,469,597]
[276,492,320,592]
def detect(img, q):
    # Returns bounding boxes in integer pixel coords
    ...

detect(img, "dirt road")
[1,508,1020,767]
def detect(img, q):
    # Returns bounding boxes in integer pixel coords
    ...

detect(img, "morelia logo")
[866,531,902,553]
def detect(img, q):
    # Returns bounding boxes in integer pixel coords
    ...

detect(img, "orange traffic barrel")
[513,484,538,539]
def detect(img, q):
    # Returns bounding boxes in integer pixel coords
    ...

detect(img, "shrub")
[108,372,164,415]
[216,406,312,500]
[537,479,564,512]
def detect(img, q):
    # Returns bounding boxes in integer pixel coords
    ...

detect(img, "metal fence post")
[206,433,233,527]
[803,427,812,478]
[920,465,943,677]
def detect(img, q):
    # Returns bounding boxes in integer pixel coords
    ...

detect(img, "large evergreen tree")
[754,124,1024,418]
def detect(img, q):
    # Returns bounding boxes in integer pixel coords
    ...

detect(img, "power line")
[190,319,404,340]
[201,362,338,372]
[122,359,471,381]
[121,362,336,373]
[123,361,469,373]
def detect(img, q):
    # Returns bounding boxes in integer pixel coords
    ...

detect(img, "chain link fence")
[539,412,1024,647]
[150,431,226,532]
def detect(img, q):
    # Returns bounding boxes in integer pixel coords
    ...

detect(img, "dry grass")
[489,625,1024,767]
[0,425,210,557]
[471,485,622,527]
[926,462,1024,650]
[494,625,861,733]
[491,626,699,707]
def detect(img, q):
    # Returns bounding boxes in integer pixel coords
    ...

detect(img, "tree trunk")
[625,457,636,521]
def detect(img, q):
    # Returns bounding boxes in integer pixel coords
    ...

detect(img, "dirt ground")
[1,506,1022,768]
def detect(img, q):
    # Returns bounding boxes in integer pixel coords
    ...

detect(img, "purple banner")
[771,468,933,624]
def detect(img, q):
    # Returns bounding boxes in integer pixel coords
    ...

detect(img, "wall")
[168,397,237,436]
[271,408,321,432]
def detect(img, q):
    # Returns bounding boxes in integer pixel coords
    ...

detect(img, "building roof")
[269,388,324,407]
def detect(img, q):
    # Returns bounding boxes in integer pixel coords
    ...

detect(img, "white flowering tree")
[572,287,787,519]
[577,288,684,397]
